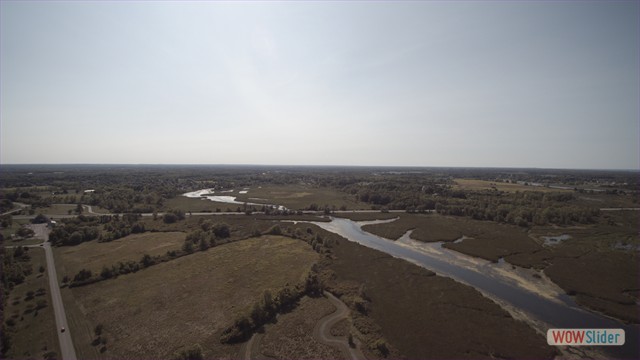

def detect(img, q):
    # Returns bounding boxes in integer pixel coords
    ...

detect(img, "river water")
[182,189,286,211]
[311,217,639,359]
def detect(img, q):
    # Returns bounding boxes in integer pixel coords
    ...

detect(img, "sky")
[1,1,638,169]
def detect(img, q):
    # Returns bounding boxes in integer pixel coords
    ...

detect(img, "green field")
[54,231,186,278]
[234,185,365,210]
[3,248,60,360]
[453,178,571,193]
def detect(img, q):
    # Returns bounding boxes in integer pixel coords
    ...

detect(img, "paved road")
[599,207,640,211]
[12,208,406,221]
[1,202,28,216]
[21,225,78,360]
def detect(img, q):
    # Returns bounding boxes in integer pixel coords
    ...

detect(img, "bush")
[267,225,282,235]
[73,269,92,282]
[163,213,178,224]
[174,344,203,360]
[16,227,35,238]
[131,222,145,233]
[32,214,49,224]
[213,223,230,238]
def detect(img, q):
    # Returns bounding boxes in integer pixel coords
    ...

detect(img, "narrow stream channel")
[310,217,638,359]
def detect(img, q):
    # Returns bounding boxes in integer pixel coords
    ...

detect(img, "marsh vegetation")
[1,165,638,359]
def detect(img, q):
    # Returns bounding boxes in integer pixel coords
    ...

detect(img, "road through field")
[19,225,78,360]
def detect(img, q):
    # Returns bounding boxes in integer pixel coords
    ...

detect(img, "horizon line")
[0,163,638,172]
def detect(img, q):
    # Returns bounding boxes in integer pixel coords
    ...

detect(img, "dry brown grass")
[3,248,60,360]
[66,236,318,359]
[54,232,186,277]
[259,296,344,359]
[326,237,556,359]
[360,213,540,262]
[545,251,638,323]
[361,212,639,324]
[362,213,464,242]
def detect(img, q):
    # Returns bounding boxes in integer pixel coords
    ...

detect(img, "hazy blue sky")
[1,1,638,169]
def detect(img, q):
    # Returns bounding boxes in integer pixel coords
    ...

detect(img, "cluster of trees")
[342,178,601,226]
[49,213,149,246]
[0,199,13,213]
[183,222,230,253]
[1,190,51,209]
[162,209,186,224]
[431,191,599,226]
[1,247,32,290]
[1,246,33,357]
[49,220,100,246]
[100,214,145,242]
[68,252,162,287]
[220,269,323,344]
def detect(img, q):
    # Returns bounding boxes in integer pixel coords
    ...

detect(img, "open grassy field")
[3,248,60,360]
[1,219,34,243]
[30,204,111,216]
[325,235,555,359]
[453,178,571,193]
[161,196,249,213]
[64,236,318,359]
[54,231,186,278]
[259,296,343,359]
[163,184,365,212]
[234,185,365,210]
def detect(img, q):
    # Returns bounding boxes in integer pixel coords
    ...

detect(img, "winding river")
[310,217,638,359]
[183,188,637,358]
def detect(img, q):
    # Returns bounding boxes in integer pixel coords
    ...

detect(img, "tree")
[174,344,203,360]
[95,324,104,337]
[182,241,194,253]
[32,214,49,224]
[140,254,154,267]
[198,238,209,251]
[68,231,84,245]
[163,213,178,224]
[200,220,212,232]
[131,222,145,233]
[73,269,92,282]
[213,223,230,238]
[267,225,282,235]
[16,227,35,238]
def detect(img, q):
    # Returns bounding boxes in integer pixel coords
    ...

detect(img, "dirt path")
[239,292,364,360]
[313,291,365,360]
